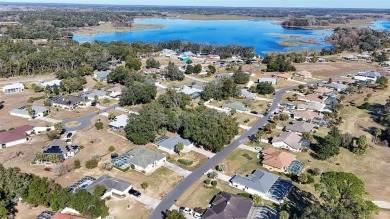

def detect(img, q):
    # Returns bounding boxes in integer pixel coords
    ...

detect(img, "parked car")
[193,212,203,218]
[179,207,193,215]
[66,132,73,138]
[250,110,258,114]
[255,147,262,151]
[128,188,141,197]
[44,167,52,172]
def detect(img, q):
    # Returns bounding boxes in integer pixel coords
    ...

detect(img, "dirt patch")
[106,197,152,219]
[65,121,81,128]
[48,106,97,120]
[14,202,51,219]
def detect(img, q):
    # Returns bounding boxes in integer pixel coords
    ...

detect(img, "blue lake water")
[73,19,389,55]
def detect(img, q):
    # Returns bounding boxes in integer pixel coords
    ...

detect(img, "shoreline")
[71,23,166,37]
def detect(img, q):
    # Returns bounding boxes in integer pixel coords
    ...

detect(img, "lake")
[73,19,389,55]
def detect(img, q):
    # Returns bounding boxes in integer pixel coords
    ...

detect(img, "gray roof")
[109,115,128,128]
[324,83,348,90]
[203,192,253,219]
[156,136,192,150]
[240,89,256,99]
[128,147,166,169]
[230,169,279,194]
[285,121,316,133]
[325,97,340,105]
[272,132,303,150]
[86,175,131,194]
[180,85,203,96]
[95,70,111,80]
[216,73,234,78]
[80,90,107,99]
[48,95,85,106]
[11,105,48,116]
[223,101,246,111]
[258,77,276,83]
[357,71,381,78]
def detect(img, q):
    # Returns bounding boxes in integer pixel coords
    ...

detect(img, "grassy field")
[221,149,260,176]
[168,151,208,171]
[72,23,165,36]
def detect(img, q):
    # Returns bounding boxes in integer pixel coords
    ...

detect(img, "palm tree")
[35,152,44,163]
[374,128,382,143]
[26,105,36,118]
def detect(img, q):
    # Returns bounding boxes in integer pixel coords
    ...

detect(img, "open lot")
[177,176,243,209]
[105,194,152,219]
[294,60,376,78]
[48,106,97,120]
[15,202,51,219]
[168,151,208,171]
[220,149,260,177]
[232,113,259,127]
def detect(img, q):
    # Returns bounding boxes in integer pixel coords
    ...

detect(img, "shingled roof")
[203,191,253,219]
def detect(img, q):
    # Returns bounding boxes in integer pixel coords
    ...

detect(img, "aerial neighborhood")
[0,3,389,219]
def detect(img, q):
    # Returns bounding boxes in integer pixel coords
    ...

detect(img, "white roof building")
[109,115,129,130]
[258,78,277,85]
[40,79,61,88]
[2,83,24,94]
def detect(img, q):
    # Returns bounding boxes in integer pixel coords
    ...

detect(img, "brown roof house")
[261,148,296,173]
[285,121,316,134]
[294,110,324,121]
[272,132,309,152]
[272,73,292,80]
[0,125,33,148]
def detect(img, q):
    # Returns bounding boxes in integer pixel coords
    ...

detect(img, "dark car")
[66,132,73,138]
[128,188,141,197]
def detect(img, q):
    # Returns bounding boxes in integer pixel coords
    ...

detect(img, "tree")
[26,105,36,118]
[108,145,115,152]
[74,159,81,169]
[0,200,8,218]
[165,210,186,219]
[332,103,344,112]
[279,211,290,219]
[208,65,216,74]
[141,181,149,191]
[54,122,63,133]
[340,95,345,102]
[216,164,227,172]
[251,194,264,205]
[95,121,104,130]
[185,65,194,74]
[373,128,382,142]
[193,64,202,74]
[376,76,388,89]
[125,57,142,70]
[255,129,266,140]
[298,174,308,184]
[315,135,340,160]
[211,180,217,188]
[264,123,276,131]
[157,89,191,109]
[165,62,184,81]
[202,77,239,100]
[85,159,98,169]
[146,57,160,69]
[174,142,184,155]
[353,135,368,155]
[233,68,250,84]
[207,171,218,179]
[255,82,275,95]
[119,81,157,106]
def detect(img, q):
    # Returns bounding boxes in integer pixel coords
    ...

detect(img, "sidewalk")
[163,162,192,177]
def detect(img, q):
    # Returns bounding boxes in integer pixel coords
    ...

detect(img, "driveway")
[238,144,259,153]
[205,169,232,183]
[128,194,161,209]
[163,162,192,177]
[190,147,215,158]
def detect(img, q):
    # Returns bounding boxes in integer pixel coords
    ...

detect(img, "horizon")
[2,0,390,9]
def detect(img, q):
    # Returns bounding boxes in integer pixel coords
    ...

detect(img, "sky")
[3,0,390,9]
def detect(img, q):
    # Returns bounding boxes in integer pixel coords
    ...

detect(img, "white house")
[161,49,177,57]
[80,90,110,100]
[48,95,91,110]
[93,70,111,82]
[0,125,33,148]
[109,115,128,130]
[353,72,382,82]
[10,105,49,119]
[40,79,61,89]
[245,81,255,89]
[112,147,166,173]
[2,83,24,94]
[85,175,132,199]
[258,78,277,85]
[271,132,306,152]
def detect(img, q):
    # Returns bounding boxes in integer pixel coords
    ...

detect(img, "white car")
[193,212,203,218]
[179,207,193,215]
[255,147,262,151]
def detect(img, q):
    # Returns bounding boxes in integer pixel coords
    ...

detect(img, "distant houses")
[0,125,33,148]
[215,72,234,79]
[297,94,327,104]
[40,79,61,89]
[2,83,24,94]
[272,73,292,80]
[240,89,256,100]
[10,105,49,119]
[112,146,166,173]
[229,169,292,204]
[48,95,91,110]
[271,132,309,152]
[294,71,312,79]
[109,115,129,130]
[154,135,193,154]
[323,83,349,92]
[42,139,79,160]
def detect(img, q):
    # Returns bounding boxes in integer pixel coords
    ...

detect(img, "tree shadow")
[281,186,316,218]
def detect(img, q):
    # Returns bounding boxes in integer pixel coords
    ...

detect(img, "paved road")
[62,104,119,131]
[184,74,207,83]
[373,201,390,210]
[149,70,365,218]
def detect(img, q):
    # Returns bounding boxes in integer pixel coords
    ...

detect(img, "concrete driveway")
[128,194,161,209]
[163,162,192,177]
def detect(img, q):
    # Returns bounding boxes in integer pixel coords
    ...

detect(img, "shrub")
[102,161,113,170]
[211,180,217,188]
[85,159,98,169]
[306,174,315,184]
[204,179,211,185]
[238,193,251,198]
[177,159,193,166]
[216,164,227,172]
[95,121,104,130]
[130,164,135,169]
[74,159,81,169]
[242,153,253,160]
[108,145,115,152]
[308,168,322,176]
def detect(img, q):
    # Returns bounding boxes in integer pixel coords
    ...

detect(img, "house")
[35,211,55,219]
[343,55,358,61]
[48,95,91,110]
[296,102,326,112]
[294,71,312,79]
[145,78,160,86]
[10,105,49,119]
[229,169,292,204]
[107,86,122,98]
[51,212,86,219]
[258,77,277,85]
[93,70,111,82]
[354,71,382,82]
[298,94,327,104]
[285,121,316,134]
[240,89,256,100]
[2,83,24,94]
[380,61,390,67]
[0,125,33,148]
[216,72,234,79]
[112,146,166,173]
[325,96,340,105]
[161,49,177,57]
[293,110,324,121]
[261,148,296,173]
[142,68,161,74]
[154,135,193,154]
[203,191,253,219]
[180,85,203,99]
[207,54,220,59]
[182,51,195,57]
[80,90,109,100]
[272,73,292,80]
[323,83,349,92]
[40,79,61,89]
[42,139,79,160]
[272,132,308,152]
[357,54,372,59]
[314,86,333,96]
[245,81,255,89]
[109,115,128,130]
[85,175,132,199]
[223,101,247,111]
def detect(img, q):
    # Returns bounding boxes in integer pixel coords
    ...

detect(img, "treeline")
[0,165,108,218]
[262,53,298,72]
[325,27,390,52]
[124,90,238,152]
[281,17,350,27]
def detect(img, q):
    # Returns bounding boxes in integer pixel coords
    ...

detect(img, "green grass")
[223,149,260,176]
